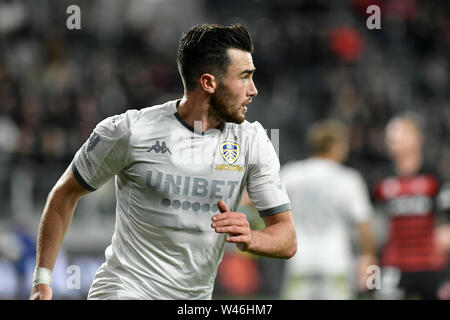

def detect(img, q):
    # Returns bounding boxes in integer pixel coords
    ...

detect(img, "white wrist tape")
[33,266,53,287]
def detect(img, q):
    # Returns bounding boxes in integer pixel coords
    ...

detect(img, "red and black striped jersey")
[373,168,450,272]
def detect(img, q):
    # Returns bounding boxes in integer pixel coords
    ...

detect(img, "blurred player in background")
[281,119,377,300]
[372,112,450,300]
[29,23,296,300]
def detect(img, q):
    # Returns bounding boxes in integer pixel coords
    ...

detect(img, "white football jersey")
[72,99,291,299]
[281,157,373,276]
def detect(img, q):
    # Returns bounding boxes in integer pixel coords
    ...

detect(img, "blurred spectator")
[372,113,450,300]
[281,119,377,299]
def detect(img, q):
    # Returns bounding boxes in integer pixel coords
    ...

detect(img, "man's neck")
[315,152,341,163]
[393,151,422,177]
[177,93,222,132]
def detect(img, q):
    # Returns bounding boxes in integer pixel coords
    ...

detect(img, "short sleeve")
[246,122,291,217]
[72,111,135,191]
[342,170,374,224]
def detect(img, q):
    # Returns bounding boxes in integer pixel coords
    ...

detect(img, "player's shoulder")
[227,120,268,141]
[94,100,177,138]
[302,158,363,182]
[121,99,180,129]
[417,164,443,184]
[139,99,177,116]
[224,119,260,132]
[243,120,265,133]
[94,108,138,139]
[280,160,303,180]
[339,164,368,187]
[281,159,307,173]
[282,158,338,176]
[134,99,178,124]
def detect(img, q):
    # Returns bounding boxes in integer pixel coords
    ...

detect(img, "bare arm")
[356,221,378,291]
[211,200,297,259]
[30,165,91,299]
[246,210,297,259]
[358,221,377,258]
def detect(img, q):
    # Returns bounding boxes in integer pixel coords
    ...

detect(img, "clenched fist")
[211,200,252,252]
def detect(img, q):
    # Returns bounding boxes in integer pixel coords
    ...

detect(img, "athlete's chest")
[374,174,439,217]
[123,124,249,200]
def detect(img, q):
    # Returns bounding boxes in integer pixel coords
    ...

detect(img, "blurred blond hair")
[307,119,349,156]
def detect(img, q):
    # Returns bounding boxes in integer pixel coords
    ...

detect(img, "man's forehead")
[227,48,255,71]
[386,119,422,140]
[388,119,416,133]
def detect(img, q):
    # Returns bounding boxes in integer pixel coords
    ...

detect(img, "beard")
[209,83,245,124]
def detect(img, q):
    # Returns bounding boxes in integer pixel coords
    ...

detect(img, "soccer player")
[29,23,296,300]
[281,119,377,300]
[372,113,450,300]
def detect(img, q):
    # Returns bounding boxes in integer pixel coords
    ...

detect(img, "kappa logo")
[147,140,172,155]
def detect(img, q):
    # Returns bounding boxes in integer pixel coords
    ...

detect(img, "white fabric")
[72,99,290,299]
[32,266,52,287]
[281,157,373,276]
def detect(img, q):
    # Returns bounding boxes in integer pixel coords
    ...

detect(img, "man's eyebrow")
[240,68,256,75]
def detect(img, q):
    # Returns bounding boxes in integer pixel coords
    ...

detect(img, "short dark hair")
[177,23,254,92]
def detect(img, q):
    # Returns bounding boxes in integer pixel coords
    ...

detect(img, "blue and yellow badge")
[220,141,240,165]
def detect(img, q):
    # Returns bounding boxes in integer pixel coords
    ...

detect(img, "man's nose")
[248,79,258,97]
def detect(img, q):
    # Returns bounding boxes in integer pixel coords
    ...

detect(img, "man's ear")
[199,73,217,94]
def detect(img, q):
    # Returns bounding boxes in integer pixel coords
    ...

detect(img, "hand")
[211,200,252,252]
[29,284,53,300]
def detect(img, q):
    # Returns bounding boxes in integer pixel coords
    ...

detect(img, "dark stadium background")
[0,0,448,299]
